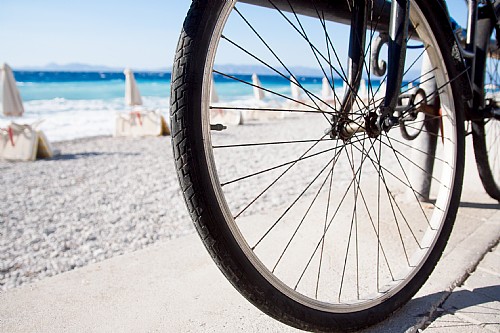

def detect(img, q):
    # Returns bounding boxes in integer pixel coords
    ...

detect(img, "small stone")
[43,227,56,235]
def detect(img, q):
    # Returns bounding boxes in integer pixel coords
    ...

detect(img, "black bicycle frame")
[380,0,410,130]
[467,0,500,119]
[239,0,498,121]
[240,0,410,131]
[240,0,392,29]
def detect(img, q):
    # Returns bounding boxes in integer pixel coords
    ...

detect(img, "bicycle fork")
[334,0,439,200]
[332,0,410,139]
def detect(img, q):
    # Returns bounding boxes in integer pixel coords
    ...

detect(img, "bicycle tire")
[170,0,466,331]
[472,2,500,201]
[473,120,500,201]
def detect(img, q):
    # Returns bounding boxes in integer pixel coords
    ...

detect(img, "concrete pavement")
[423,244,499,332]
[0,138,499,333]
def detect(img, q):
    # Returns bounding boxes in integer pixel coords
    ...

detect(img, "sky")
[0,0,192,69]
[0,0,467,70]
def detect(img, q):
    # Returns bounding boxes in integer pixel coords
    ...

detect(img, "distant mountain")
[16,63,171,73]
[17,63,120,72]
[14,62,325,76]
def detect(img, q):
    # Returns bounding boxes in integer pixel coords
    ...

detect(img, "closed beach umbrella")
[124,68,143,106]
[359,78,368,100]
[290,76,302,100]
[1,63,24,117]
[321,77,333,100]
[211,76,219,103]
[252,73,265,100]
[376,82,387,100]
[342,80,348,96]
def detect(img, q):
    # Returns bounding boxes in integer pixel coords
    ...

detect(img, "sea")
[1,71,382,142]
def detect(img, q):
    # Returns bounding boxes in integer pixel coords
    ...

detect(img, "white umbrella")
[321,77,333,100]
[1,63,24,117]
[211,76,219,103]
[124,68,143,106]
[290,76,302,100]
[359,78,368,100]
[375,81,387,100]
[341,80,348,97]
[252,73,265,100]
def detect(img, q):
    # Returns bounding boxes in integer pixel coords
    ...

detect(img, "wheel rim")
[200,0,458,312]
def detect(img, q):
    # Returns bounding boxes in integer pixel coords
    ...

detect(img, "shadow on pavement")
[362,286,499,332]
[52,152,140,160]
[459,201,500,209]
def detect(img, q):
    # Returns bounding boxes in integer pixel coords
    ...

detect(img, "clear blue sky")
[0,0,192,69]
[0,0,467,70]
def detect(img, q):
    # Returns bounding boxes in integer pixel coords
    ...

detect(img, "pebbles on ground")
[0,114,347,291]
[0,135,191,290]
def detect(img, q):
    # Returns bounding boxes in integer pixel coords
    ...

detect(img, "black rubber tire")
[472,2,500,202]
[170,0,466,331]
[472,120,500,201]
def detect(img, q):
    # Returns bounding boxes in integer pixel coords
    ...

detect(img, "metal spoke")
[252,144,345,250]
[232,6,332,123]
[347,138,444,213]
[234,134,330,218]
[315,157,336,298]
[294,135,379,290]
[213,70,320,111]
[316,9,343,108]
[213,137,335,149]
[210,106,336,116]
[199,0,462,307]
[382,132,435,228]
[220,34,340,115]
[221,135,369,187]
[271,160,337,273]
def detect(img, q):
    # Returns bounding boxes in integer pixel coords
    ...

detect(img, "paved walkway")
[0,138,499,332]
[423,245,499,332]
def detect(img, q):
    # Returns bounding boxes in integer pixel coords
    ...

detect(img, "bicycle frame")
[238,0,410,139]
[240,0,499,122]
[465,0,500,120]
[171,1,500,329]
[240,0,392,29]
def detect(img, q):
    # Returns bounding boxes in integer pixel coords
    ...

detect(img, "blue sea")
[1,71,381,141]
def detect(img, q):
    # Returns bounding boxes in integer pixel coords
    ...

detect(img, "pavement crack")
[412,237,500,332]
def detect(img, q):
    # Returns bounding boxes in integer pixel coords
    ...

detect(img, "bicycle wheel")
[472,6,500,201]
[170,0,465,331]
